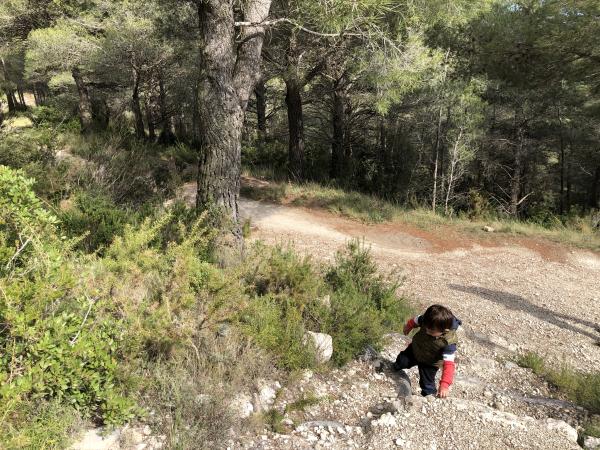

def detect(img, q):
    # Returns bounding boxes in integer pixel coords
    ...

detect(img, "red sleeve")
[440,360,455,388]
[404,317,418,335]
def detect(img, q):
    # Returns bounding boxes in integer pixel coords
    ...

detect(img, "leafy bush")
[237,241,411,368]
[0,169,226,441]
[59,191,139,253]
[0,400,82,450]
[324,240,411,365]
[0,167,136,425]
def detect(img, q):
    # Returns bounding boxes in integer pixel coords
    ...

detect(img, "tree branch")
[234,17,360,38]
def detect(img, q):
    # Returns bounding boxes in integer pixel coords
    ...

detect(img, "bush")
[138,332,271,450]
[0,400,82,450]
[237,241,412,368]
[0,167,136,427]
[59,191,139,253]
[324,240,411,365]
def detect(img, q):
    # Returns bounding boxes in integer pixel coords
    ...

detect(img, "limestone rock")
[545,418,579,443]
[231,393,254,418]
[584,436,600,449]
[70,429,121,450]
[304,331,333,363]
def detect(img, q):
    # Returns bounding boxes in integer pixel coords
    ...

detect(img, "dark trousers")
[394,344,438,396]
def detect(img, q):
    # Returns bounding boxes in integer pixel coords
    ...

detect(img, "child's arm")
[439,343,457,397]
[403,315,421,335]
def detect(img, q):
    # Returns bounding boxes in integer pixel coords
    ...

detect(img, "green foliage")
[59,191,139,253]
[0,167,136,427]
[137,332,270,450]
[324,240,411,365]
[237,241,411,368]
[0,400,82,450]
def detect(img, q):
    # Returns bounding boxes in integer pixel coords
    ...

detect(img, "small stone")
[303,332,333,363]
[545,418,578,443]
[584,435,600,449]
[483,225,495,232]
[395,437,406,446]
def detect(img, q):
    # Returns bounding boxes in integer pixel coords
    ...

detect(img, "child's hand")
[437,385,449,398]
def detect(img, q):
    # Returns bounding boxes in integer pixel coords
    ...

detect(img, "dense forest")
[1,0,599,223]
[1,1,600,448]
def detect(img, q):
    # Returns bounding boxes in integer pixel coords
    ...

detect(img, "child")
[393,304,461,398]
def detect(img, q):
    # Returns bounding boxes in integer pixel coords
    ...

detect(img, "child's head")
[421,304,454,337]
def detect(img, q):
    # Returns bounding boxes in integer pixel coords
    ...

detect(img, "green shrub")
[324,240,411,365]
[237,241,411,368]
[0,400,82,450]
[0,167,136,427]
[238,294,316,370]
[59,191,139,253]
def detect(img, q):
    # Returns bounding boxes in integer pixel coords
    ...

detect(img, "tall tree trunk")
[72,67,94,133]
[566,160,572,214]
[158,76,175,144]
[285,76,305,181]
[330,79,346,180]
[432,104,443,212]
[591,165,600,209]
[196,0,271,225]
[557,105,565,215]
[510,129,524,217]
[1,58,16,114]
[17,85,25,108]
[255,78,266,134]
[132,69,146,139]
[432,51,450,212]
[146,102,156,141]
[33,85,40,106]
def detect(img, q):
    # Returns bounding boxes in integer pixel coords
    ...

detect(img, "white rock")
[584,436,600,449]
[303,331,333,363]
[545,418,579,443]
[70,428,121,450]
[373,413,397,428]
[395,438,406,447]
[231,393,254,418]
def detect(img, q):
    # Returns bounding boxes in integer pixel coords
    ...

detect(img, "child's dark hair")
[421,304,454,331]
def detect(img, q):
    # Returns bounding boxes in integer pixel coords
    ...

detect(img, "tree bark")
[330,78,346,180]
[72,67,94,133]
[557,105,565,215]
[1,58,16,114]
[158,76,175,144]
[132,69,146,139]
[591,165,600,209]
[17,85,25,108]
[146,102,156,141]
[285,75,305,181]
[255,78,266,134]
[196,0,271,225]
[510,129,524,217]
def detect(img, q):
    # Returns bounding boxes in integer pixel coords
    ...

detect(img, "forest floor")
[177,179,600,449]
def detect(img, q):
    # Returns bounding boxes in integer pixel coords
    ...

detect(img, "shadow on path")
[449,284,600,341]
